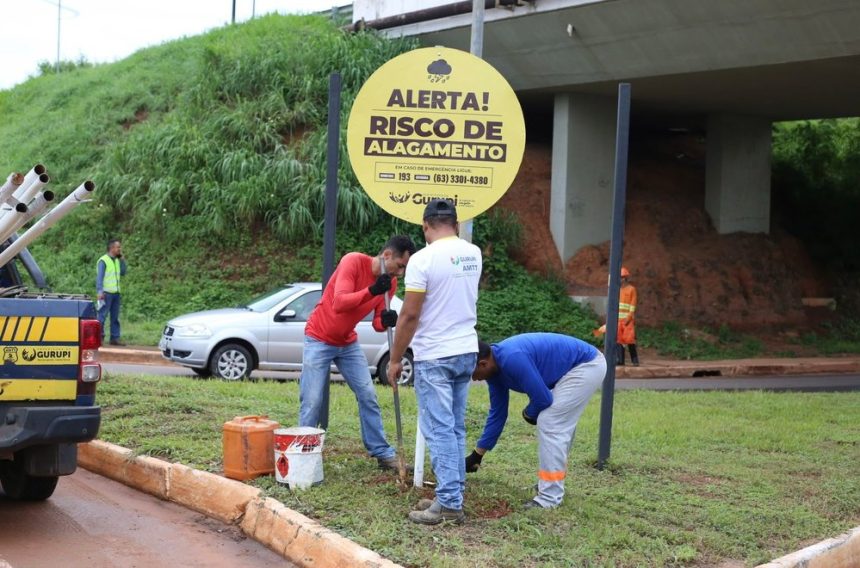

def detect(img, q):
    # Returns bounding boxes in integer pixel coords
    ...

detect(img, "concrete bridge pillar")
[705,114,772,234]
[550,93,617,263]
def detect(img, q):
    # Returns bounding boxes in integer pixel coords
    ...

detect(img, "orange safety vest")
[617,284,637,345]
[592,283,638,344]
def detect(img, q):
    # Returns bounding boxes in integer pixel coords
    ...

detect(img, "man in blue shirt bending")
[467,332,606,509]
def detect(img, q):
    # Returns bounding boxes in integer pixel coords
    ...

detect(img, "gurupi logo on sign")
[347,47,526,224]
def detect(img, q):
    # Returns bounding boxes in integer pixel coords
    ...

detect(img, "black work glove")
[465,450,483,473]
[522,407,537,426]
[368,273,392,296]
[380,309,398,328]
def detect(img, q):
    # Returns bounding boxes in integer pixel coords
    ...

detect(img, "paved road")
[103,362,860,391]
[104,362,302,382]
[0,469,291,568]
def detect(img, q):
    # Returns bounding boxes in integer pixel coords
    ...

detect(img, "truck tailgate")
[1,315,79,402]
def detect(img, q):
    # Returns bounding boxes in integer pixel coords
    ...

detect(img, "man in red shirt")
[299,235,416,471]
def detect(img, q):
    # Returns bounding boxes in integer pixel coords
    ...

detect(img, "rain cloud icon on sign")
[427,59,452,83]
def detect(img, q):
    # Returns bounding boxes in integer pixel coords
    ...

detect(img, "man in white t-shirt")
[388,198,482,526]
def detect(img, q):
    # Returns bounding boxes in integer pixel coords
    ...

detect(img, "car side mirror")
[274,309,297,322]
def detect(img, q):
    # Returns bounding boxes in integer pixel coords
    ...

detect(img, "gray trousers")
[534,353,606,508]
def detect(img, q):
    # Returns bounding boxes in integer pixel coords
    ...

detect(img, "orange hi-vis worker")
[618,267,636,344]
[593,266,639,366]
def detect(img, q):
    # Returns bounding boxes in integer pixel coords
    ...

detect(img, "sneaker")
[414,498,435,511]
[408,500,465,525]
[377,456,414,474]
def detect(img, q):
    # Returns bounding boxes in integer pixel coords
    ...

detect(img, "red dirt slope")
[494,138,829,329]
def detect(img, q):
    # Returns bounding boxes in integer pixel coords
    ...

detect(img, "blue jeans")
[299,336,395,460]
[414,353,477,510]
[98,292,121,341]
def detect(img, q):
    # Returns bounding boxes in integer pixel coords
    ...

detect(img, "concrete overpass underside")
[366,0,860,261]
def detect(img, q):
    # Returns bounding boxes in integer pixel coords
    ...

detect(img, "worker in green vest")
[96,238,128,345]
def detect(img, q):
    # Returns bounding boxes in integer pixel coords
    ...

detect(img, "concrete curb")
[757,526,860,568]
[617,357,860,379]
[242,497,400,568]
[170,463,261,525]
[100,346,167,365]
[78,440,403,568]
[100,346,860,379]
[78,440,169,499]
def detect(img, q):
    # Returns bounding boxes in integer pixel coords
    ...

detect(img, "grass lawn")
[117,319,165,347]
[96,373,859,567]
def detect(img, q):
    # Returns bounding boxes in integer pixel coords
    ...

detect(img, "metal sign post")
[597,83,632,470]
[319,72,342,431]
[458,0,485,244]
[418,0,485,487]
[379,255,408,484]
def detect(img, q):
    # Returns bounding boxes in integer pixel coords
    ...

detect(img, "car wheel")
[0,460,59,501]
[210,343,253,381]
[378,351,414,387]
[191,367,211,378]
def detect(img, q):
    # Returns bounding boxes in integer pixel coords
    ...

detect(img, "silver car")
[158,283,413,385]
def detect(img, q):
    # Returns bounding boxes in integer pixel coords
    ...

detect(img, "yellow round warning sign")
[347,46,526,225]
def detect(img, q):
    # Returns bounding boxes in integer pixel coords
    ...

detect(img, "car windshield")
[240,286,300,312]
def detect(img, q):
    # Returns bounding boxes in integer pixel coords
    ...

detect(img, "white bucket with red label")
[273,427,325,489]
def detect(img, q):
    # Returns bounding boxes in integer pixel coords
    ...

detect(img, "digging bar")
[380,254,407,484]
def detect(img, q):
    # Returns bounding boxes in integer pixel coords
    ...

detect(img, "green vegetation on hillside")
[772,119,860,346]
[99,372,860,567]
[0,14,597,343]
[773,119,860,272]
[638,322,764,360]
[475,210,597,343]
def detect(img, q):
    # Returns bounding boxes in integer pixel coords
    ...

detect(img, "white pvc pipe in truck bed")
[0,181,94,268]
[0,172,25,221]
[11,164,46,202]
[0,191,55,243]
[0,172,24,204]
[0,202,28,243]
[16,173,50,208]
[1,173,48,220]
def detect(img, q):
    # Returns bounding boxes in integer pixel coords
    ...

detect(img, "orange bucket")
[222,415,280,480]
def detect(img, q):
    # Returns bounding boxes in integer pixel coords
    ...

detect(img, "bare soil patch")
[495,137,833,333]
[121,107,149,129]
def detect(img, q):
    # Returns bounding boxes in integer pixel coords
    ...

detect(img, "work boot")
[408,500,465,525]
[629,344,640,366]
[414,498,435,511]
[377,455,414,474]
[523,498,545,510]
[109,339,126,346]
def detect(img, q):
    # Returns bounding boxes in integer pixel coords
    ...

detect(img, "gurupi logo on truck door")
[21,348,73,362]
[3,346,18,363]
[0,316,79,367]
[1,345,77,365]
